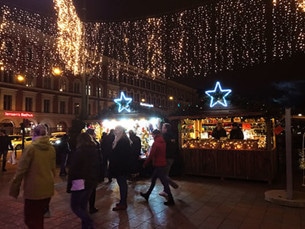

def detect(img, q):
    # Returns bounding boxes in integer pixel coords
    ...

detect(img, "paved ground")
[1,156,305,229]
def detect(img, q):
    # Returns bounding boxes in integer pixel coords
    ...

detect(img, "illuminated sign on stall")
[140,102,154,108]
[114,92,132,113]
[4,112,34,118]
[205,81,232,108]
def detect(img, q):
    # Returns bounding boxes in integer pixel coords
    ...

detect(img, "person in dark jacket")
[159,123,179,198]
[140,129,175,206]
[85,128,102,214]
[58,134,71,176]
[128,130,141,178]
[109,126,132,211]
[0,129,13,172]
[67,133,100,229]
[100,129,115,183]
[212,122,227,139]
[229,122,244,140]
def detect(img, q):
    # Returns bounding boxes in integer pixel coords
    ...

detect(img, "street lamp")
[52,66,63,76]
[16,74,25,82]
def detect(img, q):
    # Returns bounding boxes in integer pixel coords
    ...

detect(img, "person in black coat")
[229,123,244,140]
[58,134,71,176]
[67,133,100,228]
[109,126,132,211]
[85,128,102,214]
[100,129,115,183]
[128,130,141,178]
[212,122,227,139]
[0,130,13,172]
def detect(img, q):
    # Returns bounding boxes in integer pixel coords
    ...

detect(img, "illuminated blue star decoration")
[114,92,132,113]
[205,81,232,108]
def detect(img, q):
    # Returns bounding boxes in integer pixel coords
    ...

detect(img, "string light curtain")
[0,0,305,80]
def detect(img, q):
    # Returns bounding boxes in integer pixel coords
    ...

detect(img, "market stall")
[170,82,277,183]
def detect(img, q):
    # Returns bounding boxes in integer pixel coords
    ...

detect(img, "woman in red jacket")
[140,129,175,206]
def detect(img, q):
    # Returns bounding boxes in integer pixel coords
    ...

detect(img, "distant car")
[49,132,67,147]
[9,135,32,151]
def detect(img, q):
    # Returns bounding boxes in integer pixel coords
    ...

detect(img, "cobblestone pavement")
[1,158,305,229]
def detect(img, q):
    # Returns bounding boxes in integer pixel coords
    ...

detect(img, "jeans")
[24,198,51,229]
[71,188,94,229]
[164,158,178,188]
[146,166,173,199]
[116,175,128,205]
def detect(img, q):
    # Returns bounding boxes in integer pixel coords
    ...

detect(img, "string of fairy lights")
[0,0,304,80]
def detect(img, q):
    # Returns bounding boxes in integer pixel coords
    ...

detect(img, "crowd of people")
[6,122,180,229]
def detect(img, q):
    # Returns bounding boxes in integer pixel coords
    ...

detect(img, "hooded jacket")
[9,136,56,199]
[144,134,166,167]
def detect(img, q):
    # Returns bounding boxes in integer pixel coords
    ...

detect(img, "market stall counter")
[172,111,277,183]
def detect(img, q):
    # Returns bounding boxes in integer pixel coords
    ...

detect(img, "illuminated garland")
[0,0,304,81]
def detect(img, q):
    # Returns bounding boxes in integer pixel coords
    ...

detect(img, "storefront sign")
[4,112,34,118]
[205,81,232,108]
[114,92,132,113]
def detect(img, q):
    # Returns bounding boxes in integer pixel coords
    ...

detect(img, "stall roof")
[169,109,268,121]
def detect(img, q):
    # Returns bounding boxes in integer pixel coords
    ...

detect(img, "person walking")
[159,123,179,198]
[140,129,175,206]
[86,128,102,214]
[67,132,100,229]
[109,126,132,211]
[58,134,71,176]
[9,124,56,229]
[100,129,115,183]
[0,129,13,172]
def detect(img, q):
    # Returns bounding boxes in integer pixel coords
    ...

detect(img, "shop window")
[43,99,50,113]
[3,95,12,110]
[25,97,33,112]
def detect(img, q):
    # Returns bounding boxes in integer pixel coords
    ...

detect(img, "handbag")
[70,179,85,191]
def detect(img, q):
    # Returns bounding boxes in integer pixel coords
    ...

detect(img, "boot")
[164,196,175,206]
[140,192,149,201]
